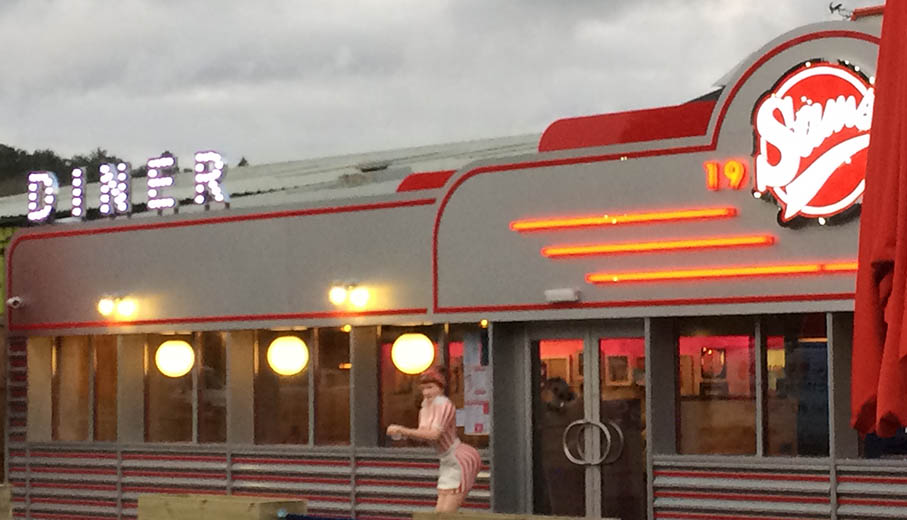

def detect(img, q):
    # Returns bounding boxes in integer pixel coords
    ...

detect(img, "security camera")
[6,296,24,309]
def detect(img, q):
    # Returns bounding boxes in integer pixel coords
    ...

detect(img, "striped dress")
[419,395,482,494]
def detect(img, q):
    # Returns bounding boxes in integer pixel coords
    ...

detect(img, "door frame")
[524,319,645,519]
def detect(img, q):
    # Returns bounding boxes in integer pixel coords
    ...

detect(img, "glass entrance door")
[530,322,646,520]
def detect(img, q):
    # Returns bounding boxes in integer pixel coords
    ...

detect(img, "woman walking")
[386,367,482,512]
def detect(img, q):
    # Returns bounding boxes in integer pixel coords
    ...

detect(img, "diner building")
[4,9,903,520]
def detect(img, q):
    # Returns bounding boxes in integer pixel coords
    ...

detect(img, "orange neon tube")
[510,207,738,232]
[542,235,775,258]
[586,261,858,284]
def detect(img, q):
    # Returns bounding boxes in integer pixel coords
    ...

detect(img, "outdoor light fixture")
[97,298,116,317]
[391,333,435,375]
[329,285,349,305]
[97,296,138,319]
[329,282,369,308]
[155,340,195,378]
[348,286,370,308]
[267,336,310,376]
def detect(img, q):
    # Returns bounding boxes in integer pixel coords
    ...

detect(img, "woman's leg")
[435,490,464,512]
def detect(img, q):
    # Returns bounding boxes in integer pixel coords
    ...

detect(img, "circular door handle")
[601,420,625,464]
[586,420,613,466]
[562,420,587,465]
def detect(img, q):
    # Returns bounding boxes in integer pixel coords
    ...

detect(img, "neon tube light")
[586,261,858,284]
[510,207,738,232]
[542,235,775,258]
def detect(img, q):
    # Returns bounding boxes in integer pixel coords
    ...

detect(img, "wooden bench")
[137,494,307,520]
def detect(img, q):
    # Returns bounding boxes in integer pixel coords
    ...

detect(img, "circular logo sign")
[753,62,874,221]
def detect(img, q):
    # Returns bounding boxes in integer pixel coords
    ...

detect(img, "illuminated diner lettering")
[25,149,230,224]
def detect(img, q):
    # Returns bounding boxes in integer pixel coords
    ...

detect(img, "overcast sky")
[0,0,885,166]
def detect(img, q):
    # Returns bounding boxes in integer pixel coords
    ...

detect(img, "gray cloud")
[0,0,885,165]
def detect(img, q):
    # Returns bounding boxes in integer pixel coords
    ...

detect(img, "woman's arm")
[387,424,441,442]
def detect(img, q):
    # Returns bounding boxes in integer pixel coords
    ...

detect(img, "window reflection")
[379,325,442,447]
[677,317,756,455]
[449,324,490,449]
[93,335,118,442]
[254,330,311,444]
[198,332,227,443]
[145,334,194,442]
[315,328,351,445]
[764,313,828,457]
[53,336,91,441]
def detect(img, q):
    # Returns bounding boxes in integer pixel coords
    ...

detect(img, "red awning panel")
[852,1,907,437]
[538,100,715,153]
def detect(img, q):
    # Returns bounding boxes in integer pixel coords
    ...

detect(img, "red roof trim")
[851,5,884,20]
[396,170,457,192]
[538,100,716,153]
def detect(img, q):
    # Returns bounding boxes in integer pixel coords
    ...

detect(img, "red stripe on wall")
[654,491,829,504]
[231,457,349,466]
[232,474,351,485]
[654,512,823,520]
[654,470,829,482]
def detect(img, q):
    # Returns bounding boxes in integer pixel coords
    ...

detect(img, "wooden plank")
[138,494,307,520]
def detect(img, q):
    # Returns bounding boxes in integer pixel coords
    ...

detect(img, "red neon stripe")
[654,490,829,504]
[543,235,774,257]
[511,207,737,232]
[435,292,854,314]
[653,470,829,482]
[587,262,857,284]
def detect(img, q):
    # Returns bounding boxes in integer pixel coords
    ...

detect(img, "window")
[379,325,442,447]
[50,335,118,442]
[145,334,194,442]
[677,317,756,455]
[315,328,351,445]
[254,330,311,444]
[93,336,118,441]
[52,336,91,441]
[198,332,227,443]
[764,313,828,457]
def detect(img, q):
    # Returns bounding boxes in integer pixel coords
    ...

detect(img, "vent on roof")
[356,160,392,173]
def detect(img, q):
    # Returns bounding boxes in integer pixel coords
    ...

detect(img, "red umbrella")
[852,0,907,437]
